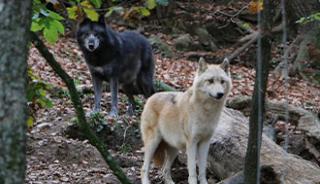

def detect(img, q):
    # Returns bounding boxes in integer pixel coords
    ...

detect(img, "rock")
[194,27,218,51]
[173,34,193,51]
[148,35,173,58]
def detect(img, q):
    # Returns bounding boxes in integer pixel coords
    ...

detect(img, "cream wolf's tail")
[153,140,169,167]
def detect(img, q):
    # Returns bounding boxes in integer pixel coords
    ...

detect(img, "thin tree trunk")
[0,0,32,183]
[244,0,273,183]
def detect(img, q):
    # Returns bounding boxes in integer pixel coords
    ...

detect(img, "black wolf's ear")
[198,57,208,73]
[220,58,230,73]
[98,15,106,24]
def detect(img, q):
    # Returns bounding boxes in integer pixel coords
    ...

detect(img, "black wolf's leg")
[92,76,103,112]
[109,77,119,117]
[126,94,136,116]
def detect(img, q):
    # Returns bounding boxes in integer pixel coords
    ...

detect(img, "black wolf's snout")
[216,92,224,99]
[88,41,95,50]
[85,35,99,51]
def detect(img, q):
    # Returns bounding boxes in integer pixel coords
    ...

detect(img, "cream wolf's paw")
[188,176,197,184]
[199,179,208,184]
[108,108,118,118]
[141,179,150,184]
[164,179,175,184]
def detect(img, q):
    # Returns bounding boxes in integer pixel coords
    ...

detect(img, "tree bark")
[0,0,32,183]
[243,0,273,183]
[207,108,320,184]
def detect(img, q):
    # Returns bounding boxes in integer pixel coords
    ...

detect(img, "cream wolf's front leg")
[187,140,198,184]
[197,140,210,184]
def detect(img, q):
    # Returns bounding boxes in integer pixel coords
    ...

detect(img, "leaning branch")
[31,32,132,184]
[226,23,283,61]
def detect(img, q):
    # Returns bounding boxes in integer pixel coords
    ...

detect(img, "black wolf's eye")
[208,79,214,83]
[221,80,225,84]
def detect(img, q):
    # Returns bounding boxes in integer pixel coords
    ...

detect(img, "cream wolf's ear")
[198,57,208,73]
[221,58,230,73]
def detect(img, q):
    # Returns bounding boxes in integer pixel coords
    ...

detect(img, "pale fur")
[140,58,232,184]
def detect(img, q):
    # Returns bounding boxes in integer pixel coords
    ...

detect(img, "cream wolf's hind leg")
[162,146,178,184]
[141,133,162,184]
[197,140,210,184]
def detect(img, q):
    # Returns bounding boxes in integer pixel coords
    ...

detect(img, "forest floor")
[26,1,320,184]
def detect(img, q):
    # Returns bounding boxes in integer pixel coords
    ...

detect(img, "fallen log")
[205,108,320,184]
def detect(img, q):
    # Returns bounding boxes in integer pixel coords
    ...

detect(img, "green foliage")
[105,6,124,17]
[85,112,107,132]
[81,0,100,21]
[31,0,65,43]
[27,69,53,109]
[134,6,151,17]
[27,69,53,127]
[31,0,170,43]
[296,12,320,24]
[66,6,79,20]
[146,0,157,10]
[90,0,102,8]
[26,116,35,128]
[119,143,133,154]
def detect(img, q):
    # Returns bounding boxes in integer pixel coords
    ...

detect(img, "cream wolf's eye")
[208,79,214,83]
[221,80,225,84]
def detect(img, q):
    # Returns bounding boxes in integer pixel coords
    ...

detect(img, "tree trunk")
[243,0,273,183]
[207,108,320,184]
[0,0,32,183]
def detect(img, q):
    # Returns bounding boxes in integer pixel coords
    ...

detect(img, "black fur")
[76,17,155,116]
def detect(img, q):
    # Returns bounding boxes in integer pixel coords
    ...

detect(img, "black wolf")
[76,17,155,116]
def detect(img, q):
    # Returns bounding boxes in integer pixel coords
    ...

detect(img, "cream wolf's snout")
[140,57,232,184]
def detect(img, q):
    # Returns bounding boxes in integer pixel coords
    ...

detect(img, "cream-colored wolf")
[140,57,232,184]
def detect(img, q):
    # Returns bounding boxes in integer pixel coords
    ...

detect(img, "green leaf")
[146,0,156,10]
[106,6,124,17]
[39,89,46,97]
[32,13,40,20]
[51,20,65,34]
[105,8,114,17]
[136,7,150,17]
[48,10,64,20]
[40,9,50,17]
[27,116,34,128]
[90,0,102,8]
[81,0,99,21]
[43,27,58,43]
[31,21,44,32]
[67,6,78,20]
[84,8,99,21]
[313,13,320,21]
